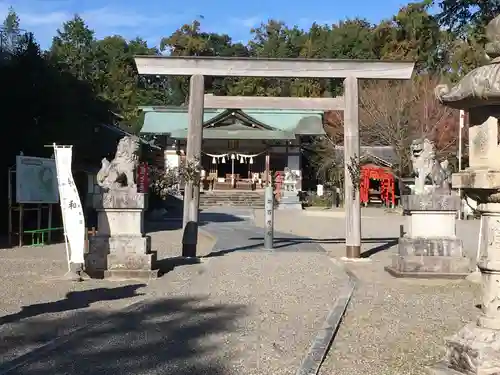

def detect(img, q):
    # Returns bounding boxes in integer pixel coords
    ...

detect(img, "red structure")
[359,164,395,207]
[137,162,149,193]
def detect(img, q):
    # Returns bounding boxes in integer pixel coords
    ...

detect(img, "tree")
[436,0,499,79]
[93,36,164,130]
[325,19,378,59]
[1,7,21,53]
[407,75,460,162]
[319,75,458,179]
[437,0,500,36]
[374,1,444,72]
[49,17,165,131]
[49,15,97,82]
[228,20,306,96]
[159,19,251,103]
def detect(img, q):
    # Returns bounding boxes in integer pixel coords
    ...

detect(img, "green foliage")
[46,16,164,131]
[2,1,496,173]
[436,0,498,80]
[375,1,444,71]
[5,0,489,137]
[309,194,333,208]
[1,7,22,53]
[437,0,500,37]
[1,1,496,223]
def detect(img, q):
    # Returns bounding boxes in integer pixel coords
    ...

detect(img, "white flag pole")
[53,143,71,274]
[458,110,465,220]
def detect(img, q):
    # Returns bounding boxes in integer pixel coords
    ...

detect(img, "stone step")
[201,197,263,200]
[200,197,263,200]
[201,195,263,198]
[199,191,265,208]
[200,198,263,201]
[200,200,264,204]
[200,201,264,207]
[200,203,264,207]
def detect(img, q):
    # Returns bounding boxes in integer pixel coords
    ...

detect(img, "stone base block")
[93,191,146,209]
[453,169,500,191]
[427,323,500,375]
[107,252,156,271]
[399,236,464,257]
[85,235,156,279]
[278,194,302,210]
[278,202,302,210]
[85,252,157,279]
[387,236,472,278]
[96,208,145,236]
[385,265,470,279]
[88,235,151,255]
[402,194,461,211]
[390,254,471,275]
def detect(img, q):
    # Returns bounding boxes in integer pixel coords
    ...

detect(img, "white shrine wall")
[161,138,304,189]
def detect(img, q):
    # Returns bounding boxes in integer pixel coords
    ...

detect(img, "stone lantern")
[429,14,500,375]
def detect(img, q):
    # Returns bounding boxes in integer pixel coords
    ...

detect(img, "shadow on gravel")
[155,256,204,277]
[205,236,399,258]
[0,284,146,326]
[0,297,246,375]
[145,212,244,232]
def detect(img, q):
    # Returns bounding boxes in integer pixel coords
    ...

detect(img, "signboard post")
[16,155,59,204]
[9,155,60,246]
[264,185,274,249]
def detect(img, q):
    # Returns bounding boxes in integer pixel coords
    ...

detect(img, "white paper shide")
[53,145,85,264]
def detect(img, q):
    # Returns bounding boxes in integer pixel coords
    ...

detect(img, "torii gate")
[134,56,414,258]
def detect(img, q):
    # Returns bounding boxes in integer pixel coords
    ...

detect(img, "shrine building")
[139,106,325,190]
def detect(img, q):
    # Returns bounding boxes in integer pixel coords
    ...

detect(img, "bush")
[310,194,332,207]
[302,191,335,207]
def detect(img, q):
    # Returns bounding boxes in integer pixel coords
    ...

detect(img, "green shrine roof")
[139,106,325,139]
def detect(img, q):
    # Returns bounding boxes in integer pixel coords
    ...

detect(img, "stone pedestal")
[428,204,500,375]
[430,16,500,373]
[428,170,500,374]
[85,191,158,280]
[385,194,471,278]
[277,181,302,210]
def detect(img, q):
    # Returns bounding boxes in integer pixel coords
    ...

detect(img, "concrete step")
[200,191,265,208]
[201,199,263,203]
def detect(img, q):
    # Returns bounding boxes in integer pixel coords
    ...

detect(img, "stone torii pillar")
[181,75,204,257]
[134,56,414,258]
[343,76,361,258]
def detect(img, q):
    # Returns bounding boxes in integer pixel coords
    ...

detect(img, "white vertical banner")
[53,144,85,264]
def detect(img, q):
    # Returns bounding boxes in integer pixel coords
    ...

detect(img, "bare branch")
[314,75,460,179]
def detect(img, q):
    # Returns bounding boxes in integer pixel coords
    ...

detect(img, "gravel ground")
[1,212,346,375]
[11,251,344,375]
[184,251,345,375]
[253,208,481,375]
[0,226,215,364]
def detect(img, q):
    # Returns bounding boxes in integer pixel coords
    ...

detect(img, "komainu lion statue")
[97,136,140,191]
[410,138,451,195]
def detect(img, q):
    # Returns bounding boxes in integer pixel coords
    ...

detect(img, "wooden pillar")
[343,76,361,258]
[182,74,204,257]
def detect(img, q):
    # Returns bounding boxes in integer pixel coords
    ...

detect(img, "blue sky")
[0,0,437,50]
